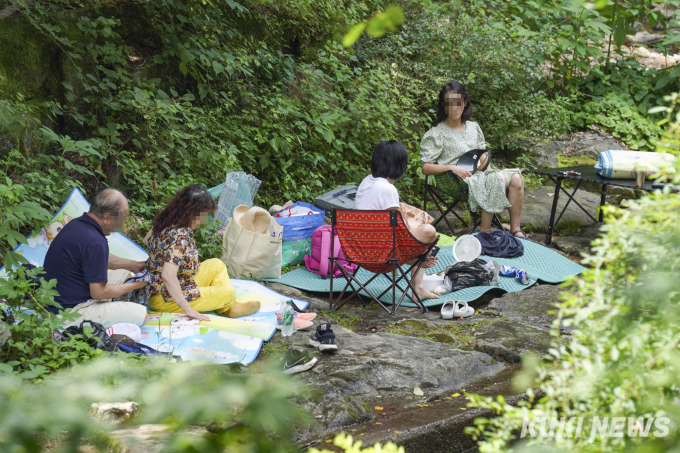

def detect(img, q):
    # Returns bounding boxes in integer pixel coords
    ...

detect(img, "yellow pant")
[149,258,236,316]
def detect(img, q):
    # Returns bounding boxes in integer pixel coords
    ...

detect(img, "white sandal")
[441,300,475,319]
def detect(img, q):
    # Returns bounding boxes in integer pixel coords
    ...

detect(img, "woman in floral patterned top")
[420,81,527,238]
[144,185,260,320]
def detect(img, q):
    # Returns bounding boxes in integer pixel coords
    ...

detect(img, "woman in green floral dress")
[420,81,527,237]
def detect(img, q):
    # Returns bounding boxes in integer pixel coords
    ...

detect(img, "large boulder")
[565,131,625,159]
[520,187,601,231]
[530,140,566,168]
[90,401,140,424]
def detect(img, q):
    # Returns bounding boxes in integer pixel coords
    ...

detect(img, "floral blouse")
[420,121,486,165]
[147,227,201,303]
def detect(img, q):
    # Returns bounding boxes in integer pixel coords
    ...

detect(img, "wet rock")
[552,236,593,256]
[521,187,600,231]
[274,326,504,395]
[627,31,664,46]
[0,321,9,348]
[269,324,504,439]
[90,401,140,424]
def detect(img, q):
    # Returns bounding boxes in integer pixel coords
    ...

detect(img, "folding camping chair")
[329,209,437,315]
[423,171,504,236]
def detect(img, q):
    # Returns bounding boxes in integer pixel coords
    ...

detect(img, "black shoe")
[282,347,318,374]
[309,323,338,352]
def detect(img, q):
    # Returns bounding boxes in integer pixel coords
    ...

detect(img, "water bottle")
[281,300,295,337]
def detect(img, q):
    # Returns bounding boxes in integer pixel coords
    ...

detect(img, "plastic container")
[314,185,358,211]
[423,274,445,293]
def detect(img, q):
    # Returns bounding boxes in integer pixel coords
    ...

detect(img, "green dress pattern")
[420,121,522,214]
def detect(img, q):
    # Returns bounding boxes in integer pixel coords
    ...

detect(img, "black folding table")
[526,165,655,245]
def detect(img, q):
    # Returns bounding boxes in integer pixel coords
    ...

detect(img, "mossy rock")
[557,152,597,168]
[0,17,62,101]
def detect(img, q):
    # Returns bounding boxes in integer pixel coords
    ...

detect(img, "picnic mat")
[138,280,310,365]
[0,188,312,365]
[263,239,586,308]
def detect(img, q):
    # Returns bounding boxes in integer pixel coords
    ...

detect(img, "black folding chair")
[423,171,504,236]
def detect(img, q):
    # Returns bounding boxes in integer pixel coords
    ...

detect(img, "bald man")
[43,188,149,328]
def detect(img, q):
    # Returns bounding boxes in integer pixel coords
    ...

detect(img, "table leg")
[599,183,607,222]
[546,177,563,246]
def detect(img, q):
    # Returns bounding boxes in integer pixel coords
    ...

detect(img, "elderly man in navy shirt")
[43,188,149,328]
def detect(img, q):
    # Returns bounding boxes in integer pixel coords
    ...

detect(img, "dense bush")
[0,0,588,222]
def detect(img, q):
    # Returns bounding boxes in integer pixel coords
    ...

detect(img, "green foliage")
[0,179,51,269]
[576,92,663,150]
[464,96,680,451]
[0,357,302,452]
[355,2,576,152]
[195,218,224,260]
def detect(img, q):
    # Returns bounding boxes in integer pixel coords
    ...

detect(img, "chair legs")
[329,257,433,315]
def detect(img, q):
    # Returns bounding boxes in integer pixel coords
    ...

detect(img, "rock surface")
[552,236,594,256]
[521,187,600,230]
[525,130,627,169]
[531,140,565,168]
[627,31,664,46]
[90,401,140,424]
[475,285,566,362]
[563,131,625,159]
[268,323,505,438]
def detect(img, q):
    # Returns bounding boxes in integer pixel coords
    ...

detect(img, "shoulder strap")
[318,227,332,278]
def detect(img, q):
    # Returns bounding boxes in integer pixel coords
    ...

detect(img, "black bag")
[63,320,117,352]
[445,258,493,291]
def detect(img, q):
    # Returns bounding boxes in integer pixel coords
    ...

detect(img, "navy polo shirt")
[43,214,109,312]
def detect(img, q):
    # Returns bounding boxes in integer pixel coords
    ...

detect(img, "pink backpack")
[304,226,357,278]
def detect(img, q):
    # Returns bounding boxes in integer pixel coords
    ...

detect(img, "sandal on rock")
[441,300,475,319]
[513,229,534,242]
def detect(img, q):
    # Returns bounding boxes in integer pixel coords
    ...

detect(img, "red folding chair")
[329,209,438,314]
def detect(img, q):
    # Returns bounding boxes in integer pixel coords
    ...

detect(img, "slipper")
[276,311,317,322]
[295,312,317,322]
[441,300,456,319]
[276,312,314,330]
[453,300,475,318]
[442,300,474,319]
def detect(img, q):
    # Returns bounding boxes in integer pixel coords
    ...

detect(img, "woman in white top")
[354,140,440,301]
[420,81,527,238]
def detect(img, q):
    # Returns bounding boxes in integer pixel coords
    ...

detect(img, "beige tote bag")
[220,215,283,279]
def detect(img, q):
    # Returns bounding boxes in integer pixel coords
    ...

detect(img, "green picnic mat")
[263,239,586,308]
